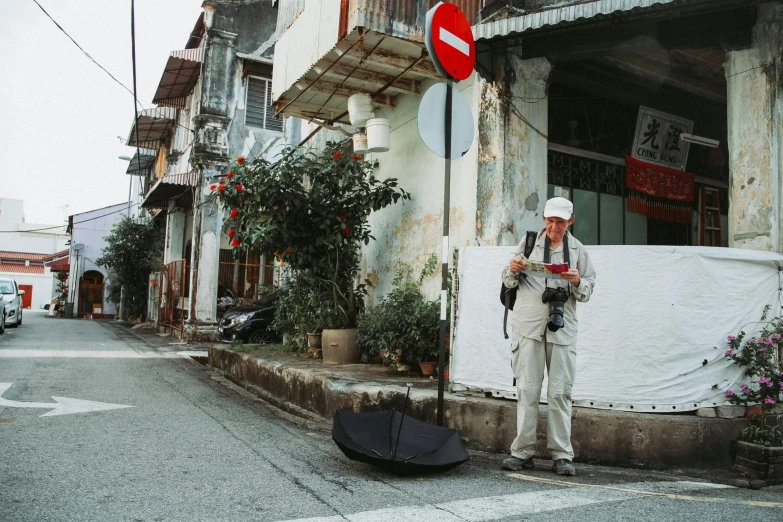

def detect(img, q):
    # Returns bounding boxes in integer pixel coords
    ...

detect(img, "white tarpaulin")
[451,246,783,412]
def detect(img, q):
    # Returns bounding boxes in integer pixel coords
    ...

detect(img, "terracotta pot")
[745,405,763,418]
[322,329,360,364]
[419,361,436,376]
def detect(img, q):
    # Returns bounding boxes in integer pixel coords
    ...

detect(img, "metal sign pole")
[437,79,453,426]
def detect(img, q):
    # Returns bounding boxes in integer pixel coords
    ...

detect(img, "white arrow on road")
[0,383,133,417]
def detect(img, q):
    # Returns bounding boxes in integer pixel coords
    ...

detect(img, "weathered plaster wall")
[358,78,480,302]
[726,4,783,252]
[477,55,550,247]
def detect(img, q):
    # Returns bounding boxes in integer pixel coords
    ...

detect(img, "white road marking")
[0,383,133,417]
[0,350,206,359]
[276,480,738,522]
[439,27,470,56]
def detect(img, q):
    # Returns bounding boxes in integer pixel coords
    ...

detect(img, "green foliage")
[96,217,163,320]
[357,254,441,366]
[54,271,68,303]
[210,142,410,331]
[722,305,783,413]
[739,415,783,447]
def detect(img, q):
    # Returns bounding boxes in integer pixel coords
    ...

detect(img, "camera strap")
[543,234,569,265]
[544,234,571,295]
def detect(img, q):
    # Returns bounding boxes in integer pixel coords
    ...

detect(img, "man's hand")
[509,258,528,274]
[561,268,581,287]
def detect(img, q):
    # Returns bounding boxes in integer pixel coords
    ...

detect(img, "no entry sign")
[425,2,476,81]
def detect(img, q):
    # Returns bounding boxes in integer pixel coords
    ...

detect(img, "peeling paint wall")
[357,78,480,302]
[476,54,550,247]
[726,4,783,253]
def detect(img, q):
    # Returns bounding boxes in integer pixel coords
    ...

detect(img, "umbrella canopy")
[332,410,470,475]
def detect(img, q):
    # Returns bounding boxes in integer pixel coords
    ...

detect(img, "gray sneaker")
[501,457,535,471]
[552,459,576,476]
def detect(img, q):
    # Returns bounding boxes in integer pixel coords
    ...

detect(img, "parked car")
[0,278,23,328]
[218,294,279,344]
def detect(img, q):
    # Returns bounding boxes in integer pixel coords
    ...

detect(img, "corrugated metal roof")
[474,0,677,40]
[0,252,47,261]
[0,264,45,275]
[152,48,203,109]
[127,107,177,149]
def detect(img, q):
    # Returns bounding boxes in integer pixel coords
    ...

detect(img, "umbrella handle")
[392,384,413,461]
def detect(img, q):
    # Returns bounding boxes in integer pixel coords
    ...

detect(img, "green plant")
[209,142,409,331]
[54,271,68,303]
[96,217,164,320]
[358,254,441,367]
[721,305,783,447]
[739,415,783,447]
[722,305,783,412]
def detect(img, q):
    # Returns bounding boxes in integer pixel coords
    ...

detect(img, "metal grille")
[548,150,625,196]
[218,259,280,304]
[157,259,187,336]
[247,76,284,132]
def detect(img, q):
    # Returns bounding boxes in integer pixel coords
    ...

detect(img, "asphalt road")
[1,312,782,522]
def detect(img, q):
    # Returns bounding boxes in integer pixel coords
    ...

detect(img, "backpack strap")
[503,231,539,339]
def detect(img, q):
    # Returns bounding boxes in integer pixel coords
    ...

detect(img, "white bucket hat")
[543,197,573,220]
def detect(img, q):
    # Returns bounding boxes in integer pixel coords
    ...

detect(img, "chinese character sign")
[631,106,694,170]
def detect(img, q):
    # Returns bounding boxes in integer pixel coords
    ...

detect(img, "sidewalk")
[207,344,749,473]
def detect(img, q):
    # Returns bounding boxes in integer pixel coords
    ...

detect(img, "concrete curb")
[209,346,750,470]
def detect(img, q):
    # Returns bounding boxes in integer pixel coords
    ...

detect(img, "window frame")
[244,75,284,133]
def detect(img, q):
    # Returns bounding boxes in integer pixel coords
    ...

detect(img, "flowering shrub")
[209,141,410,329]
[723,305,783,412]
[722,305,783,446]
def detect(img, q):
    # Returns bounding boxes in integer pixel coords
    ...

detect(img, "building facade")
[125,0,286,338]
[271,0,783,302]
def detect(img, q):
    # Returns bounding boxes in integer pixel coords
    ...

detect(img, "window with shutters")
[245,76,284,132]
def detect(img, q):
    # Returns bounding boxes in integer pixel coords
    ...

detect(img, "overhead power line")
[31,0,138,103]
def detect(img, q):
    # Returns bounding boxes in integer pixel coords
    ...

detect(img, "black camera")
[541,287,570,332]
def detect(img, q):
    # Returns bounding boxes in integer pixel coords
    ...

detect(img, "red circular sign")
[430,4,476,81]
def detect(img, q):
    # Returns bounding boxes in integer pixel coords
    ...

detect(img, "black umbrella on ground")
[332,384,470,475]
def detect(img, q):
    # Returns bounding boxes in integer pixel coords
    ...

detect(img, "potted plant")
[357,255,442,374]
[212,142,410,363]
[722,305,783,482]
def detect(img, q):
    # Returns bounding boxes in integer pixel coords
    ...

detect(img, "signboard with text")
[631,106,694,171]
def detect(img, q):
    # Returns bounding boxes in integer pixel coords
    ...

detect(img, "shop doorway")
[79,271,105,317]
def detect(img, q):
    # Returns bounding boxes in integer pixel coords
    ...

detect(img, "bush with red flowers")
[208,143,410,329]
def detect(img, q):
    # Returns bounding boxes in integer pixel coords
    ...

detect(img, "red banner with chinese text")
[625,156,696,202]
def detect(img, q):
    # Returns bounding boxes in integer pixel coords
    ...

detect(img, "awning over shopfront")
[152,48,203,109]
[125,148,158,176]
[127,107,177,149]
[43,249,70,272]
[140,171,197,210]
[473,0,743,40]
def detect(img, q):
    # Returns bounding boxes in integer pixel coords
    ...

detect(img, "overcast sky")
[0,0,203,227]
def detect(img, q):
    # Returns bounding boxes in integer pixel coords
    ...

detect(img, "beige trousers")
[510,335,576,461]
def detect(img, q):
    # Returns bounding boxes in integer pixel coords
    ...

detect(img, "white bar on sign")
[439,27,470,57]
[440,290,447,319]
[442,236,449,263]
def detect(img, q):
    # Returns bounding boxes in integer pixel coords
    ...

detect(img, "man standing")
[500,197,596,476]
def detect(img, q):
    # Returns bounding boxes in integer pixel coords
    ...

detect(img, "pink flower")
[772,333,781,340]
[764,397,776,405]
[740,384,750,394]
[725,349,734,357]
[727,335,736,342]
[759,377,772,386]
[724,390,734,397]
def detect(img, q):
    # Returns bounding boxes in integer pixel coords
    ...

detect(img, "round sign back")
[417,83,474,160]
[430,4,475,81]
